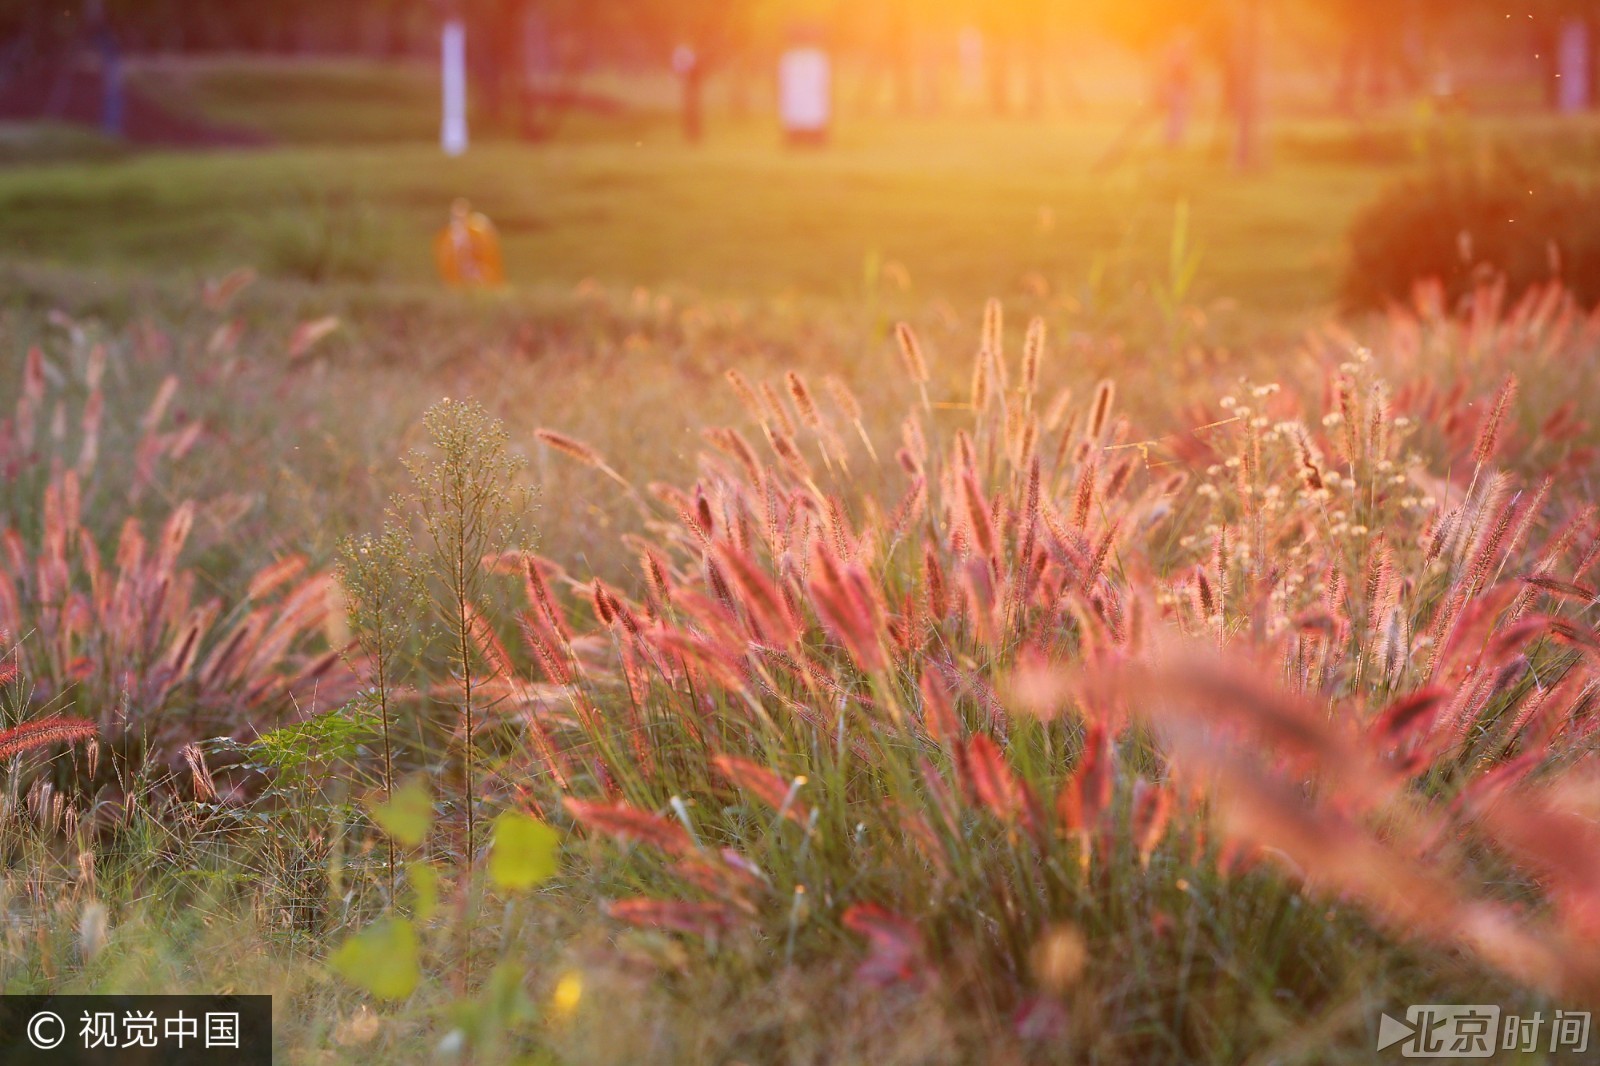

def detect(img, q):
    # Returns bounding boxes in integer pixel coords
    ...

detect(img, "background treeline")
[3,0,1599,155]
[2,1,1593,100]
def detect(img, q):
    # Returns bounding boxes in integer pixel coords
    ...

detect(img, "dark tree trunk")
[728,56,752,120]
[1231,0,1263,170]
[988,37,1010,116]
[1023,39,1046,117]
[682,63,705,142]
[887,1,915,115]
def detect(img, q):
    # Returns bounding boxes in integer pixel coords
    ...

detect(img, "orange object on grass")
[434,198,504,287]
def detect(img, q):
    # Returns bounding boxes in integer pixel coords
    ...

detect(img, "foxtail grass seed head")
[592,580,618,626]
[824,374,862,423]
[181,743,218,802]
[0,716,97,761]
[1044,387,1074,431]
[642,549,671,602]
[895,322,929,384]
[1367,380,1391,459]
[1288,422,1324,492]
[919,546,947,623]
[1072,457,1098,530]
[535,428,605,468]
[1195,566,1217,621]
[1022,316,1045,398]
[760,382,797,438]
[971,347,992,413]
[1088,380,1116,440]
[1474,375,1518,465]
[726,368,763,423]
[786,371,822,430]
[982,297,1005,386]
[1337,376,1360,464]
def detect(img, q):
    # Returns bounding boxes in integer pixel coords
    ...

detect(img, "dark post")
[1231,0,1263,171]
[87,0,125,138]
[674,45,704,143]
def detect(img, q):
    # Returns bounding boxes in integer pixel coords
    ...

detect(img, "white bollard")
[441,18,469,156]
[1558,17,1591,115]
[958,27,984,95]
[779,46,831,146]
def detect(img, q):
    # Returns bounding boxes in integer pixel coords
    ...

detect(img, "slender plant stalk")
[403,399,533,867]
[336,526,423,902]
[455,528,477,861]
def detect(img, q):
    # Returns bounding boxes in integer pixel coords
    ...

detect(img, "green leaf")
[368,778,433,846]
[409,862,440,921]
[488,811,560,891]
[330,918,420,1001]
[484,961,534,1026]
[448,963,535,1047]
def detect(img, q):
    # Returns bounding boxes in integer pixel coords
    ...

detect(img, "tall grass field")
[3,58,1600,1066]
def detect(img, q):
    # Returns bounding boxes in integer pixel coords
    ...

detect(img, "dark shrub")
[1343,155,1600,310]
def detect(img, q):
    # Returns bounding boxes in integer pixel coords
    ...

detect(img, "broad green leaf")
[448,964,534,1047]
[484,961,534,1025]
[408,862,440,921]
[330,918,419,1001]
[488,811,559,891]
[368,778,433,846]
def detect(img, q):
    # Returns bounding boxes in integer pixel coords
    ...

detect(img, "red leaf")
[1012,996,1070,1042]
[669,857,762,915]
[956,733,1024,819]
[919,668,962,747]
[1550,618,1600,660]
[605,897,736,937]
[1056,722,1113,837]
[1131,779,1172,867]
[564,798,692,855]
[715,545,800,646]
[1368,687,1448,752]
[842,903,924,988]
[712,754,808,823]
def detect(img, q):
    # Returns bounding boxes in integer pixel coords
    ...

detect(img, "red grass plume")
[712,754,809,824]
[0,716,96,761]
[564,797,693,855]
[843,902,926,988]
[605,897,738,937]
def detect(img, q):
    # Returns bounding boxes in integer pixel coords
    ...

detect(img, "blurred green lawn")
[0,59,1426,316]
[9,59,1600,323]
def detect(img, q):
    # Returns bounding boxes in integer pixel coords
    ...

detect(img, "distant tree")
[1088,0,1264,168]
[654,0,755,141]
[1529,0,1598,111]
[976,0,1054,115]
[1325,0,1424,112]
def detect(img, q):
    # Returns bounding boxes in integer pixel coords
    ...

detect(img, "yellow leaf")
[488,811,559,891]
[330,919,419,1002]
[368,779,433,847]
